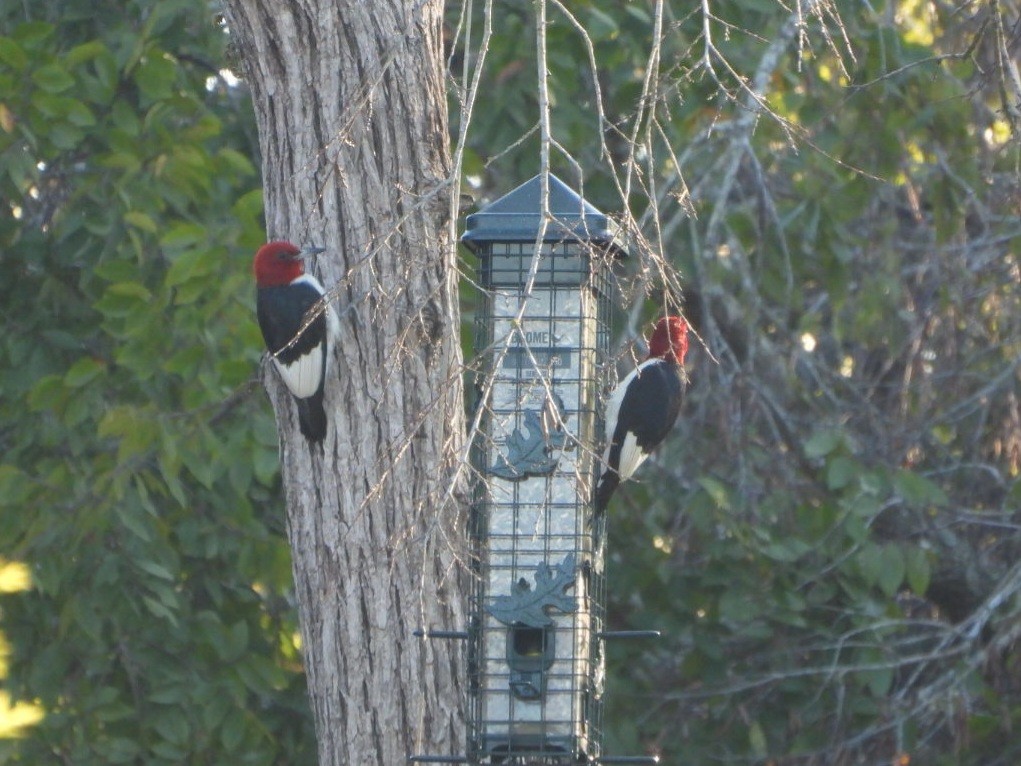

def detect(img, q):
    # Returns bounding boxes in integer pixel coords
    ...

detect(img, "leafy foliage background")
[2,0,1020,764]
[0,1,313,762]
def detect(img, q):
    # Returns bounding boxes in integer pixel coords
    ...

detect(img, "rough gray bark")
[222,2,467,763]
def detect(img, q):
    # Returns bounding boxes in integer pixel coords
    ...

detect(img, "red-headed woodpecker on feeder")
[253,240,341,443]
[594,316,689,511]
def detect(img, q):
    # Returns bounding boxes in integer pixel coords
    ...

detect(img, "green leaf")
[253,445,279,486]
[697,476,731,510]
[762,538,811,562]
[64,357,104,387]
[90,49,119,99]
[96,282,152,317]
[165,246,212,287]
[719,590,761,624]
[893,470,947,507]
[217,147,256,177]
[149,686,189,706]
[49,121,84,149]
[227,620,249,659]
[27,374,65,411]
[142,595,178,625]
[158,449,188,507]
[586,7,620,40]
[220,709,246,752]
[104,738,141,763]
[0,38,28,70]
[159,221,207,251]
[12,21,54,46]
[32,92,70,119]
[905,546,930,595]
[0,465,30,508]
[114,503,153,542]
[844,491,881,519]
[826,455,857,489]
[231,187,264,220]
[154,709,190,746]
[856,541,883,588]
[135,558,175,582]
[863,664,893,697]
[150,741,187,760]
[134,52,176,100]
[124,211,158,233]
[203,694,230,731]
[32,63,75,93]
[41,330,83,351]
[182,444,216,489]
[804,428,842,458]
[748,720,768,758]
[64,100,96,126]
[930,423,955,445]
[877,544,905,597]
[65,40,107,67]
[110,98,141,135]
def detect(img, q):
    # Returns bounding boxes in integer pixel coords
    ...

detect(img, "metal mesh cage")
[468,241,613,765]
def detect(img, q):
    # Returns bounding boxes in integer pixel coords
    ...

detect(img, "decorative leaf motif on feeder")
[487,553,578,627]
[489,393,570,480]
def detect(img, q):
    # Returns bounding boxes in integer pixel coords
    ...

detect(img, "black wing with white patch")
[595,358,684,511]
[612,358,684,455]
[256,283,327,364]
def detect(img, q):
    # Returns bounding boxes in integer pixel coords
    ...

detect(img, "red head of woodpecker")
[253,240,341,443]
[594,315,689,511]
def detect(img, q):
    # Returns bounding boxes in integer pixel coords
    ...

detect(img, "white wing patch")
[602,365,639,457]
[275,273,338,399]
[616,432,649,480]
[602,358,659,476]
[274,346,323,399]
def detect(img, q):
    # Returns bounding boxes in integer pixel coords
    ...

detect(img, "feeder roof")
[462,173,625,252]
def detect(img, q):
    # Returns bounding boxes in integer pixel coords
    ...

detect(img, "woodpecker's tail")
[296,390,327,443]
[594,470,620,513]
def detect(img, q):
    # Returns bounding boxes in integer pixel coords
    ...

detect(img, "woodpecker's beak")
[299,245,326,259]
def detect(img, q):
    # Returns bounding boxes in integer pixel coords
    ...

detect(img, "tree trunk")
[222,2,467,763]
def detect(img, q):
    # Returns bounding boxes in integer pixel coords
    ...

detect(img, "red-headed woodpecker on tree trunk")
[253,240,341,443]
[594,316,690,511]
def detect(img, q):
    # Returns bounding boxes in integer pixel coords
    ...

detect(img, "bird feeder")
[412,174,661,766]
[460,174,620,763]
